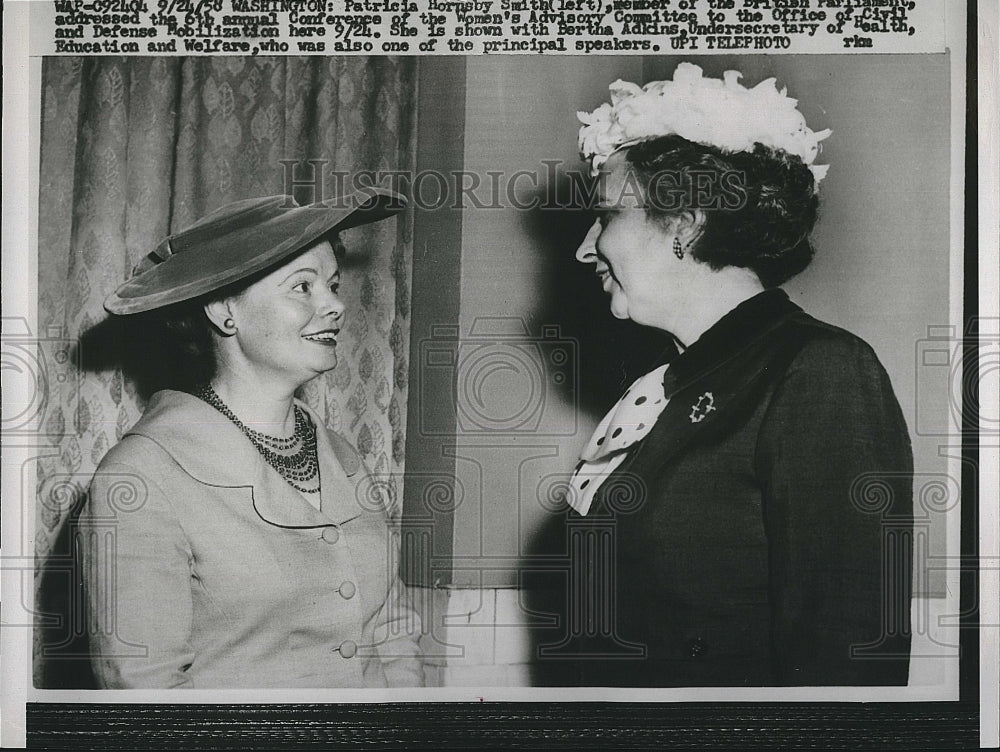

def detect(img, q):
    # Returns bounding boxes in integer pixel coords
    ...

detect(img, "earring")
[223,317,236,332]
[673,237,684,260]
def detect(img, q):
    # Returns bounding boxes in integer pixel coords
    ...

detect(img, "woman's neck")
[209,369,298,437]
[669,268,765,347]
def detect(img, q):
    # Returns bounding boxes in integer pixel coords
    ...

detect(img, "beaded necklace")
[196,385,320,494]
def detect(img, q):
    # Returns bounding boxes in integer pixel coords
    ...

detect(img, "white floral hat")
[578,62,831,185]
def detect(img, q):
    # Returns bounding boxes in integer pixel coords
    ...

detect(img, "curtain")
[34,56,417,688]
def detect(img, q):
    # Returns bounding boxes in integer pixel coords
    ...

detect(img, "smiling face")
[575,150,685,329]
[219,240,346,391]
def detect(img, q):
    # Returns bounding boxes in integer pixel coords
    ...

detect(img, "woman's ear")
[674,209,707,248]
[204,299,237,336]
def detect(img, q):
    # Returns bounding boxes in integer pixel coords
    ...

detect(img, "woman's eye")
[329,284,340,294]
[292,281,310,293]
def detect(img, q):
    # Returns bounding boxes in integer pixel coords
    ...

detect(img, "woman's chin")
[609,295,630,320]
[304,343,339,367]
[299,354,338,382]
[315,356,338,374]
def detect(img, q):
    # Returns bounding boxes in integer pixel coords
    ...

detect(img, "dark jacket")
[564,290,913,687]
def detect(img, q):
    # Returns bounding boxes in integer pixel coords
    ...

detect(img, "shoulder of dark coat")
[780,311,889,377]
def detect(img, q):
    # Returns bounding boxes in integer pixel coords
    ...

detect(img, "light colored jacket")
[81,389,423,688]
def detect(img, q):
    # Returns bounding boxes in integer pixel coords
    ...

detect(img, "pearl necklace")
[196,385,320,494]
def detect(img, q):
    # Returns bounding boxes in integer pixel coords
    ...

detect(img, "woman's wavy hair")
[122,283,245,395]
[624,135,820,288]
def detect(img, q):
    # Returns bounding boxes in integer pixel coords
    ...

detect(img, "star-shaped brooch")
[689,391,716,423]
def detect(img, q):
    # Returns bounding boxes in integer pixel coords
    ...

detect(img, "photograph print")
[27,53,958,697]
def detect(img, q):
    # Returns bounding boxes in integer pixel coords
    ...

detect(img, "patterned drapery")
[34,56,417,687]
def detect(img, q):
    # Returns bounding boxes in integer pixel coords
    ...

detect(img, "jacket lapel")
[127,390,365,529]
[623,290,809,472]
[247,400,367,528]
[248,457,340,529]
[310,402,367,526]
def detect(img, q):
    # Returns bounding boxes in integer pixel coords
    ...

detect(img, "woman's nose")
[318,289,346,322]
[575,218,602,263]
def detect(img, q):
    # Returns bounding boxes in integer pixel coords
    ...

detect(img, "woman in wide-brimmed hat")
[560,64,913,687]
[81,190,424,688]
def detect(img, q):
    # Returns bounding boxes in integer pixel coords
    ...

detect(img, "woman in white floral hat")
[562,64,912,687]
[81,191,424,688]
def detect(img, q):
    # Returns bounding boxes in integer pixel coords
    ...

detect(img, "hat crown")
[160,196,295,259]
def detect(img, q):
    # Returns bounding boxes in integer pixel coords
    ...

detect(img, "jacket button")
[337,640,358,659]
[687,638,707,659]
[321,526,340,544]
[338,581,356,599]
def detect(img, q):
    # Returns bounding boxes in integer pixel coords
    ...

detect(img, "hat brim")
[104,189,404,315]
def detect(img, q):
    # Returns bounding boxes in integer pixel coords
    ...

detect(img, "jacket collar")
[663,288,802,395]
[126,390,364,528]
[598,288,811,491]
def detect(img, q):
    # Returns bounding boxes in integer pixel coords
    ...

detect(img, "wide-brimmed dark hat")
[105,189,405,315]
